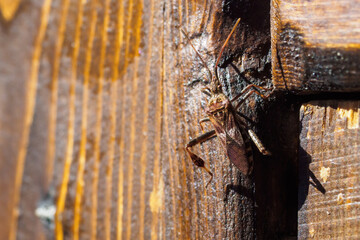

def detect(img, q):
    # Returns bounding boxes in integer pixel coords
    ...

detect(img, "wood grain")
[299,101,360,239]
[0,0,22,21]
[0,0,290,239]
[0,0,51,239]
[271,0,360,93]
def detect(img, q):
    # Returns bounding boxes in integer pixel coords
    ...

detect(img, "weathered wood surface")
[0,0,298,239]
[271,0,360,93]
[299,101,360,239]
[0,0,51,239]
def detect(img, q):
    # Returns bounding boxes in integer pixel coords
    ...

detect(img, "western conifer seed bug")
[182,18,272,188]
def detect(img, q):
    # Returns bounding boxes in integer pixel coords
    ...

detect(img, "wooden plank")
[161,1,261,238]
[0,0,297,239]
[0,0,52,239]
[271,0,360,93]
[299,101,360,239]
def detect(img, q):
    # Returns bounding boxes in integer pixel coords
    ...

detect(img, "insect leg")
[185,130,217,187]
[231,84,272,103]
[248,129,271,156]
[232,85,273,110]
[199,117,210,131]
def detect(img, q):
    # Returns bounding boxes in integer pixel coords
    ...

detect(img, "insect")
[182,18,272,187]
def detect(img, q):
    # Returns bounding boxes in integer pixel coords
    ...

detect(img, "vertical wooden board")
[162,0,274,239]
[118,0,147,239]
[77,0,110,239]
[61,0,88,239]
[72,0,99,239]
[16,0,57,237]
[0,0,51,239]
[271,0,360,93]
[50,0,85,238]
[92,1,116,239]
[299,101,360,239]
[141,2,164,240]
[0,0,296,239]
[253,96,298,240]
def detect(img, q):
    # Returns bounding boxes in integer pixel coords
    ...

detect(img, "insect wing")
[224,134,252,175]
[210,110,252,175]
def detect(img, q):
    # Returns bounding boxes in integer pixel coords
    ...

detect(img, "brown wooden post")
[0,0,281,239]
[299,101,360,239]
[271,0,360,93]
[8,0,360,239]
[272,0,360,239]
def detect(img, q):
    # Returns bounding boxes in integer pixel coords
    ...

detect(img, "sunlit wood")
[2,0,358,240]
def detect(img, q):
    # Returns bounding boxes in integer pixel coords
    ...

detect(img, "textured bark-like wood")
[271,0,360,93]
[299,101,360,239]
[0,0,292,239]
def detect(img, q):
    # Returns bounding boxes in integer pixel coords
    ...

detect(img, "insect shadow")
[182,18,273,188]
[298,146,326,210]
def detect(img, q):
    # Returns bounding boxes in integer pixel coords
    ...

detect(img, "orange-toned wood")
[0,0,51,239]
[0,0,22,21]
[271,0,360,93]
[299,101,360,239]
[0,0,286,239]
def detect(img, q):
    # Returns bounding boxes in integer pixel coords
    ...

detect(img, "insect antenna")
[214,18,241,91]
[181,29,213,84]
